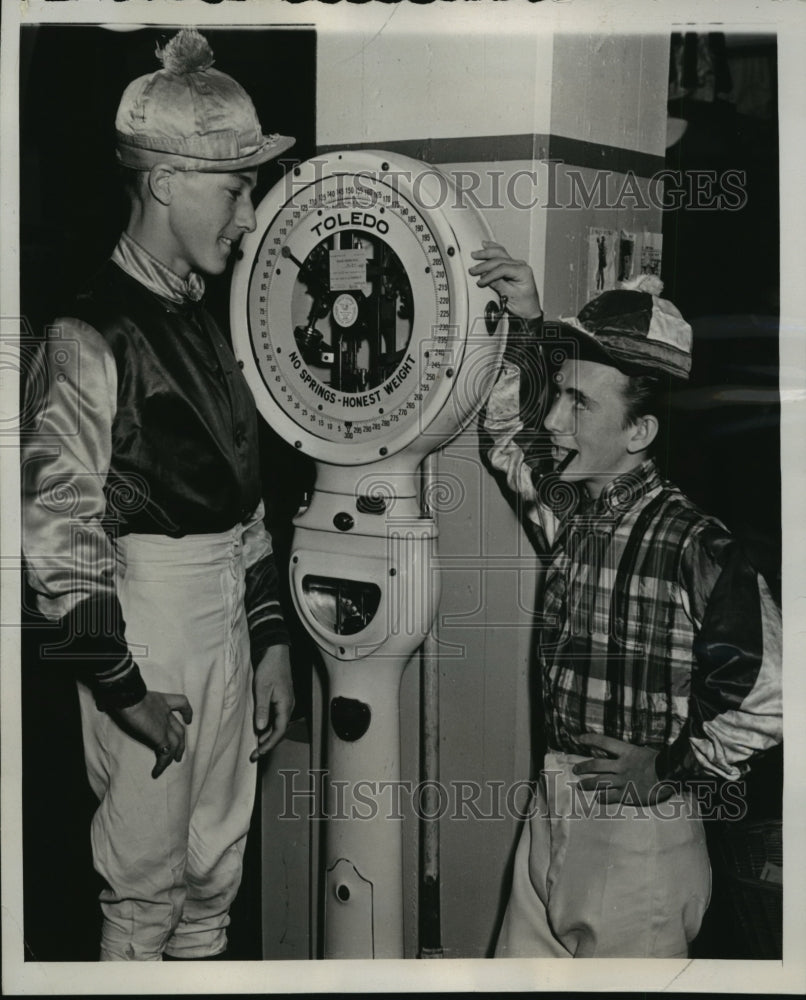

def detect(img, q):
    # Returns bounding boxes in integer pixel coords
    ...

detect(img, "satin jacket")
[23,233,289,710]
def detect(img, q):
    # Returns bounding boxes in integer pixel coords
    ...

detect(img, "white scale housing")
[231,151,506,958]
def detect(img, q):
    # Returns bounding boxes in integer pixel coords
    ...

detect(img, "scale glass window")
[289,232,415,394]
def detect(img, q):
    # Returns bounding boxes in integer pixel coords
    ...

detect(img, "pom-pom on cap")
[555,276,693,380]
[115,28,295,172]
[156,28,215,75]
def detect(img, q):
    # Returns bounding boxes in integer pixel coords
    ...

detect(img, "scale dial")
[232,151,502,466]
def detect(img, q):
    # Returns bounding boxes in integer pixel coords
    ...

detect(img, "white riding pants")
[77,528,256,961]
[495,751,711,958]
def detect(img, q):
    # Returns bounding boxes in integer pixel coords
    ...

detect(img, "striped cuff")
[56,593,147,711]
[91,653,148,712]
[245,552,290,665]
[248,603,291,664]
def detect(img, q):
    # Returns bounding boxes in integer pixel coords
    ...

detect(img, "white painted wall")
[544,34,668,317]
[317,30,553,147]
[551,33,669,155]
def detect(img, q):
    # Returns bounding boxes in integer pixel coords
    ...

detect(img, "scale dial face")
[233,153,474,464]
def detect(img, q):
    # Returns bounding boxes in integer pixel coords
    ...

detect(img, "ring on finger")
[157,744,171,755]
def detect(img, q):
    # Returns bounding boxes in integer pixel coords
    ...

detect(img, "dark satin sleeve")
[654,526,782,782]
[245,553,290,663]
[241,503,290,664]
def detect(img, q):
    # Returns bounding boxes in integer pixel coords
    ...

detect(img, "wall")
[544,34,669,318]
[316,31,553,148]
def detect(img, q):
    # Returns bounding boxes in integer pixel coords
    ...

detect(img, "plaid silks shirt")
[539,460,717,757]
[484,329,782,782]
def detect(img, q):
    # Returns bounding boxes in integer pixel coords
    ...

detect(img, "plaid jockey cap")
[557,275,693,380]
[115,28,296,172]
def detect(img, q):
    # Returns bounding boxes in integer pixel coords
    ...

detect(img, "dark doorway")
[662,33,782,960]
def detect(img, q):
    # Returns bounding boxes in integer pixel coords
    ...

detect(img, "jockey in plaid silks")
[471,243,782,958]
